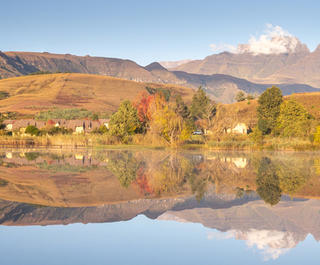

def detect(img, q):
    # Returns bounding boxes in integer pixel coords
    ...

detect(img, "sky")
[1,0,319,65]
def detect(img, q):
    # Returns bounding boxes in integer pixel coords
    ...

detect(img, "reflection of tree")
[107,152,141,188]
[151,155,193,195]
[256,157,282,206]
[134,167,153,195]
[187,168,209,201]
[315,159,320,176]
[276,158,310,196]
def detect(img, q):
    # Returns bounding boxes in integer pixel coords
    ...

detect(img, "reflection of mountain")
[159,199,320,260]
[1,193,320,260]
[0,193,259,226]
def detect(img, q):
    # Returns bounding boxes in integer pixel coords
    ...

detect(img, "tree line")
[107,87,216,144]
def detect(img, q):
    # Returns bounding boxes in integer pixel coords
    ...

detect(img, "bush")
[35,108,99,121]
[235,91,246,102]
[0,91,10,100]
[45,126,73,135]
[249,127,264,145]
[314,126,320,144]
[25,125,40,136]
[92,125,108,134]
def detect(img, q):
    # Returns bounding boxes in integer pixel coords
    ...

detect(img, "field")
[0,73,194,115]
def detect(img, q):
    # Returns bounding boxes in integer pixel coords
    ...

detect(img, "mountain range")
[1,49,320,103]
[166,44,320,88]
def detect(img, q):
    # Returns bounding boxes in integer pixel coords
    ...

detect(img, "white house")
[226,123,248,134]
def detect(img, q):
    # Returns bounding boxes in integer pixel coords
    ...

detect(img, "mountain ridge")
[1,51,319,103]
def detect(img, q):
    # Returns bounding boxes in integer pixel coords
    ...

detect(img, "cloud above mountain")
[210,24,308,55]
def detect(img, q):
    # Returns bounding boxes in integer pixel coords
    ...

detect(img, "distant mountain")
[170,45,320,88]
[0,51,157,82]
[0,51,319,103]
[145,62,320,103]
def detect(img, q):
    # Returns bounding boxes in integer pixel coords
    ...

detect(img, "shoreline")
[0,134,319,151]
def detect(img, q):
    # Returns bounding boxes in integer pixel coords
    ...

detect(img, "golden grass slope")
[211,92,320,132]
[0,73,194,115]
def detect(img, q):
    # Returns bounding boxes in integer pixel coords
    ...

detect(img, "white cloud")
[210,24,304,55]
[209,43,237,54]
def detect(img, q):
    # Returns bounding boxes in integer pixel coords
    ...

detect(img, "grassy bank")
[0,134,319,151]
[205,135,319,151]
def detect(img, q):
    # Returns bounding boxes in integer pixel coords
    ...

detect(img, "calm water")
[0,148,320,264]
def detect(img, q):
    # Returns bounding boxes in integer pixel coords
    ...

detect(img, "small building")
[2,118,110,134]
[225,123,248,134]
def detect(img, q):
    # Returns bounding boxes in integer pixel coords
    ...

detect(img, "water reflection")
[0,149,320,262]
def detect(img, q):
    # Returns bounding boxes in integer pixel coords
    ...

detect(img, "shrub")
[25,125,40,136]
[35,108,98,121]
[235,91,246,102]
[314,126,320,144]
[249,127,264,145]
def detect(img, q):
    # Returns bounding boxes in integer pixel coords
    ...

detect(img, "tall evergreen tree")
[190,87,216,125]
[257,86,283,135]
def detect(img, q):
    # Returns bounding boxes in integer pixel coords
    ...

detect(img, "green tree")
[25,125,40,136]
[190,87,210,120]
[257,86,283,135]
[249,127,264,145]
[190,87,216,129]
[277,99,311,137]
[174,95,190,119]
[235,91,246,102]
[109,100,142,141]
[256,157,282,206]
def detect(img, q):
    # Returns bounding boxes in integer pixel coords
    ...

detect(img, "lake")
[0,148,319,264]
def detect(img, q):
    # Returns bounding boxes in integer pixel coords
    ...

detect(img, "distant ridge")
[0,51,319,103]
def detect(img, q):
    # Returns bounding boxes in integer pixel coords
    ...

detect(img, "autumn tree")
[133,92,155,131]
[276,99,311,137]
[109,100,142,142]
[257,86,283,135]
[150,105,184,144]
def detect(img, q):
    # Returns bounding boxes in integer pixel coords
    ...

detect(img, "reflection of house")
[225,123,248,134]
[220,156,248,168]
[232,157,247,168]
[3,119,110,134]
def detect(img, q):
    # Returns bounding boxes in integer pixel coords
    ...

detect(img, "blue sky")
[1,0,319,65]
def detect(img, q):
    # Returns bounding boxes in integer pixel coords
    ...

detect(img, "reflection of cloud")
[207,229,297,260]
[210,24,305,55]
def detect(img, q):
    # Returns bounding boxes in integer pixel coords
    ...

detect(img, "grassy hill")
[211,92,320,132]
[0,73,194,115]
